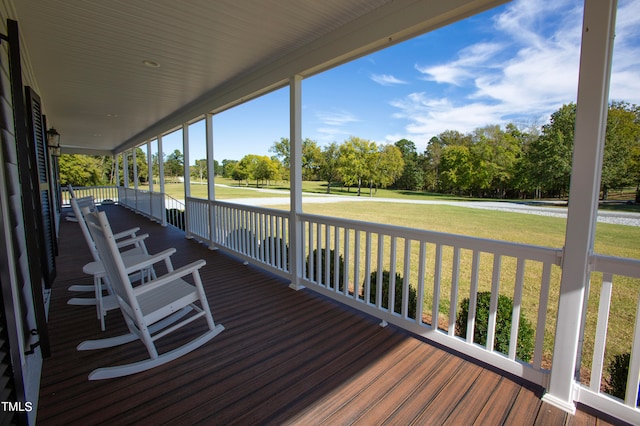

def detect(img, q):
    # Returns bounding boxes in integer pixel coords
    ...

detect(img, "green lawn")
[157,178,485,201]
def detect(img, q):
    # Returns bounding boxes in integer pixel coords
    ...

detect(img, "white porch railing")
[61,185,118,206]
[186,197,291,277]
[297,212,561,388]
[576,254,640,424]
[117,187,166,224]
[184,196,562,388]
[60,187,640,423]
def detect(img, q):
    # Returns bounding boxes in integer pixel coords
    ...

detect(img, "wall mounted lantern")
[46,127,61,156]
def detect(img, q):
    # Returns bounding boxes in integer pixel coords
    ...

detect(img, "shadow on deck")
[37,204,616,425]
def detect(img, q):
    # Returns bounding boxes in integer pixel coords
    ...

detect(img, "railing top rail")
[185,196,207,202]
[62,185,118,191]
[207,198,290,218]
[299,211,563,263]
[591,254,640,278]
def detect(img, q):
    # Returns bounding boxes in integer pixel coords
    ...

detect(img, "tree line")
[60,102,640,200]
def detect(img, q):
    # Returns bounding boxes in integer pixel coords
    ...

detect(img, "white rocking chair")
[69,196,160,330]
[65,184,79,222]
[78,210,224,380]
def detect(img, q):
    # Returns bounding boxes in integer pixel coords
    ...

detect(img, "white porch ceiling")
[11,0,506,155]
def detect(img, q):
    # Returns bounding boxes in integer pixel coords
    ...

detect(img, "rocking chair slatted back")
[71,196,101,261]
[84,210,138,313]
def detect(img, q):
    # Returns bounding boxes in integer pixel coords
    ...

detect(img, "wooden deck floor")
[37,204,618,425]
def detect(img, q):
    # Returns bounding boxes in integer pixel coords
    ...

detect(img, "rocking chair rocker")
[78,210,224,380]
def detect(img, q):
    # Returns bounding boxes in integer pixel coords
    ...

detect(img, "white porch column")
[146,140,155,219]
[158,136,165,193]
[114,153,120,187]
[157,135,167,226]
[205,113,217,248]
[147,140,153,192]
[132,148,139,210]
[132,148,138,189]
[289,75,304,290]
[122,151,129,188]
[182,123,191,199]
[543,0,617,414]
[114,154,120,204]
[183,123,191,237]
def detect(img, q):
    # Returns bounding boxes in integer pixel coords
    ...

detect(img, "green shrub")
[365,270,417,319]
[261,236,289,270]
[224,228,255,252]
[606,352,640,405]
[306,249,344,291]
[455,292,534,362]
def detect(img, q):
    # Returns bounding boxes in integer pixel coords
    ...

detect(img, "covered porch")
[0,0,638,424]
[39,204,610,424]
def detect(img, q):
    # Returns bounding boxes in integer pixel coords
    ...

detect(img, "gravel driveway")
[223,188,640,227]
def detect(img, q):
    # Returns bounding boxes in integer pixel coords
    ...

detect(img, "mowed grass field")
[147,180,640,375]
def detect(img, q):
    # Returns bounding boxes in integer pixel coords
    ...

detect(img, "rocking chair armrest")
[123,248,177,274]
[116,234,149,249]
[133,259,206,296]
[113,227,141,240]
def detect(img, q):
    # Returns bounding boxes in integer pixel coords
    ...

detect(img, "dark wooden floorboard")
[36,204,611,425]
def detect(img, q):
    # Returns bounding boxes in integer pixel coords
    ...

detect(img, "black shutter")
[25,87,56,285]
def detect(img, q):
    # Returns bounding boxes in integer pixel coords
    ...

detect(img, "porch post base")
[289,282,305,291]
[541,393,577,415]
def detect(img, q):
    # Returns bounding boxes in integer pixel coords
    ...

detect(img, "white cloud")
[316,110,359,126]
[314,110,360,142]
[415,64,470,86]
[391,93,509,141]
[317,126,351,138]
[370,74,408,86]
[609,0,640,100]
[390,0,640,151]
[415,42,504,86]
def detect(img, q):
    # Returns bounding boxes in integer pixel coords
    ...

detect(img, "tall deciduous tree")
[439,145,472,195]
[164,149,184,181]
[270,137,322,180]
[301,138,322,180]
[469,125,521,198]
[601,102,640,198]
[394,139,422,191]
[369,144,404,195]
[237,154,281,187]
[422,136,444,192]
[269,137,290,168]
[338,136,377,196]
[191,159,208,181]
[524,104,576,198]
[59,154,104,186]
[524,102,640,199]
[222,159,238,179]
[318,142,341,193]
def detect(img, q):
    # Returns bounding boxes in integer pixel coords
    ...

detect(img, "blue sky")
[161,0,640,164]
